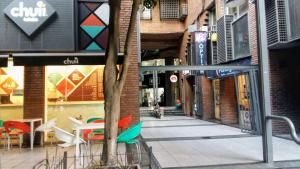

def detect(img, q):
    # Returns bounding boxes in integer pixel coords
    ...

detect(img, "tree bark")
[102,0,121,165]
[102,0,141,166]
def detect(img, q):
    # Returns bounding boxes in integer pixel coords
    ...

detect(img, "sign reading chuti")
[3,0,56,36]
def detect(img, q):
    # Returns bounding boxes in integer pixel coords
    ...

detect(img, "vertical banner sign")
[194,31,208,74]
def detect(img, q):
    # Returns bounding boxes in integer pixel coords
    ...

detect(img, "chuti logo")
[10,1,48,22]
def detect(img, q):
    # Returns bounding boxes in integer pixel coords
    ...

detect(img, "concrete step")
[140,111,185,117]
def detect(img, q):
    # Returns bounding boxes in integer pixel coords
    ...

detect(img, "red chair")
[4,121,30,149]
[118,114,133,131]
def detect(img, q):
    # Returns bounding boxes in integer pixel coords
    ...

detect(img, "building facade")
[0,0,139,141]
[140,0,300,134]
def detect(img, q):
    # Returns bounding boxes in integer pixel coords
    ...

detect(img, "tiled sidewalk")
[141,116,300,168]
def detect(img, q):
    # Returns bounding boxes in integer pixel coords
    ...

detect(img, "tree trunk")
[101,0,142,166]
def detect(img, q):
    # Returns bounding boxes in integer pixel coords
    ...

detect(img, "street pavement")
[141,116,300,169]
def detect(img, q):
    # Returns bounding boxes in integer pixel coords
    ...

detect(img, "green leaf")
[143,0,156,9]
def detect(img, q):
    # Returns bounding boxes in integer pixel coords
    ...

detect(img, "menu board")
[47,66,104,102]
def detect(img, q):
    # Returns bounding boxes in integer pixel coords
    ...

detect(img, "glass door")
[236,74,252,132]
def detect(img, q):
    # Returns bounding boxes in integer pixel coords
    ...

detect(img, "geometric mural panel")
[86,42,104,51]
[56,78,75,96]
[79,2,109,51]
[80,29,93,50]
[81,26,105,39]
[95,3,110,25]
[79,3,91,22]
[68,69,85,86]
[95,28,109,49]
[85,2,101,11]
[68,68,104,101]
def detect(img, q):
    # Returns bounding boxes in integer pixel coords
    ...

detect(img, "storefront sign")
[0,77,19,94]
[170,75,178,83]
[64,57,79,65]
[194,31,208,66]
[3,0,56,36]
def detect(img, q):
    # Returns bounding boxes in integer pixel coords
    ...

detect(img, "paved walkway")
[0,143,128,169]
[141,116,300,168]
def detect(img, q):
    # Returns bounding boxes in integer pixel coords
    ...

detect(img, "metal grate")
[212,42,218,65]
[160,0,180,19]
[277,0,288,42]
[217,16,226,64]
[265,0,278,45]
[265,0,288,46]
[289,0,300,40]
[225,15,233,61]
[217,15,233,64]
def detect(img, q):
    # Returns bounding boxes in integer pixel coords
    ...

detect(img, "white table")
[75,123,104,157]
[19,118,43,150]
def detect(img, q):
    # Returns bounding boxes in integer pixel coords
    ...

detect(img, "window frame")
[231,13,251,59]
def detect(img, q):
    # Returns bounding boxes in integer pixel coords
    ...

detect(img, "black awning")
[0,55,8,67]
[12,53,124,66]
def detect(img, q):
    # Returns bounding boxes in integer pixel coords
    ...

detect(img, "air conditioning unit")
[180,4,188,21]
[266,0,300,49]
[217,15,234,64]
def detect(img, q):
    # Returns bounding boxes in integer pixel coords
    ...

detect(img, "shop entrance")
[139,65,261,134]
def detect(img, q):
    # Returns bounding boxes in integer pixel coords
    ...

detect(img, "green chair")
[86,117,104,124]
[0,120,3,128]
[86,117,105,133]
[117,121,143,164]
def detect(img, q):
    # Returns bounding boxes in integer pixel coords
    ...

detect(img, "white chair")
[53,126,85,147]
[34,118,57,145]
[68,117,83,134]
[53,127,87,165]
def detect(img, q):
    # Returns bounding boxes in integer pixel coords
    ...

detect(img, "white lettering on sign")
[10,1,48,22]
[64,57,79,65]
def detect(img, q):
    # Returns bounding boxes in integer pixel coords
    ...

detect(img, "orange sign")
[0,68,7,75]
[0,77,19,94]
[68,69,85,85]
[56,78,75,96]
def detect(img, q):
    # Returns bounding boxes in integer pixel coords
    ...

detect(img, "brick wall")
[23,67,45,121]
[270,47,300,133]
[141,1,185,34]
[201,76,214,120]
[249,3,258,64]
[120,0,139,124]
[220,77,238,124]
[215,0,224,20]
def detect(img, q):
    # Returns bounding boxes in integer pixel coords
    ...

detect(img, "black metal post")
[63,151,67,169]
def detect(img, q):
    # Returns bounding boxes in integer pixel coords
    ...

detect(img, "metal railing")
[31,148,162,169]
[149,147,162,169]
[266,115,300,145]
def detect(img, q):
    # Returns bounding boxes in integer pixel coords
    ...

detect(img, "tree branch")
[118,0,141,90]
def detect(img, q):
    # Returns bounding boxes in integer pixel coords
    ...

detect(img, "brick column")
[24,66,45,120]
[120,0,139,124]
[201,76,214,120]
[220,77,238,124]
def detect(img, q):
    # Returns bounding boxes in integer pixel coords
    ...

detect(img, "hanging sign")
[170,75,178,83]
[3,0,56,36]
[194,31,208,66]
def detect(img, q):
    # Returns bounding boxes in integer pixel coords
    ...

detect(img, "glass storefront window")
[46,65,105,132]
[0,66,24,120]
[232,14,250,59]
[236,75,252,131]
